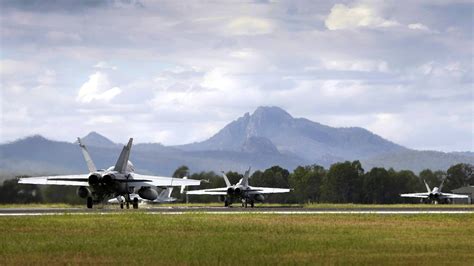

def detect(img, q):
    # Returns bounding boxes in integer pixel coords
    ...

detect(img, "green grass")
[1,213,473,265]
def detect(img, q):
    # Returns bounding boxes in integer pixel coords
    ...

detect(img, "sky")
[0,0,472,151]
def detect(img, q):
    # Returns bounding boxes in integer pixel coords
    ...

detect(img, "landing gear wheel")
[86,197,93,209]
[224,200,229,207]
[126,202,130,209]
[133,197,139,209]
[250,201,254,208]
[120,203,124,209]
[244,199,248,208]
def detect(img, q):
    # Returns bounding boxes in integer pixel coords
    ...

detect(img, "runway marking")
[150,211,474,215]
[2,210,473,216]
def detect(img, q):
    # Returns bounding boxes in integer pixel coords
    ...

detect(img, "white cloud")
[321,59,389,72]
[408,23,430,31]
[47,31,82,42]
[367,113,412,144]
[1,1,472,151]
[85,115,122,125]
[325,3,399,30]
[76,72,121,103]
[226,17,274,35]
[94,61,118,70]
[200,68,237,90]
[37,69,56,86]
[0,59,38,76]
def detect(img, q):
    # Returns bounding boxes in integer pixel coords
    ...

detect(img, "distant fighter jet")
[186,167,291,207]
[19,138,200,209]
[400,178,468,204]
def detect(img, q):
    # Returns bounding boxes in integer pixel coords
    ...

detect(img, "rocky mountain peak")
[246,106,293,137]
[80,131,117,148]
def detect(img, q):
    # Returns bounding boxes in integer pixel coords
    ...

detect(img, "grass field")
[1,213,473,265]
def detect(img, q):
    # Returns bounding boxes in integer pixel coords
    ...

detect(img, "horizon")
[1,1,472,152]
[2,105,473,153]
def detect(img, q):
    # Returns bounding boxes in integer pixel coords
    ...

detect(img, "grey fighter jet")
[186,167,291,207]
[19,138,201,209]
[401,178,468,204]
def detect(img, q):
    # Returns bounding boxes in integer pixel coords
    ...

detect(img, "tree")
[288,165,325,203]
[362,167,389,204]
[172,165,189,178]
[419,169,444,189]
[0,178,42,203]
[251,166,291,203]
[224,171,243,185]
[391,169,420,203]
[321,161,364,203]
[445,163,474,191]
[186,171,223,203]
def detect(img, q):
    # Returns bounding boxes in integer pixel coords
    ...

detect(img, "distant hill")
[1,106,472,180]
[177,106,407,163]
[76,131,119,148]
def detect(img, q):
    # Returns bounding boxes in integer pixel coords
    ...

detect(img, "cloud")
[320,59,389,72]
[76,72,121,103]
[0,59,38,76]
[325,3,399,30]
[47,31,82,42]
[85,115,123,125]
[226,17,275,35]
[408,23,430,31]
[94,61,118,70]
[1,1,472,151]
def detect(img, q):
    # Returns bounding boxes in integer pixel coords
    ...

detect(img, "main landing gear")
[120,197,139,209]
[132,197,139,209]
[241,199,255,208]
[87,197,93,209]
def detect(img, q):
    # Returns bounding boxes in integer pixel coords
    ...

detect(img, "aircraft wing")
[131,174,201,187]
[18,174,90,186]
[400,193,429,198]
[186,187,228,195]
[439,193,469,199]
[247,187,291,194]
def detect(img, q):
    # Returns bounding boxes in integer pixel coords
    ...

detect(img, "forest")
[1,162,472,204]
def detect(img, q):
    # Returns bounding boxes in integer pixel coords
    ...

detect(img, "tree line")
[0,162,472,204]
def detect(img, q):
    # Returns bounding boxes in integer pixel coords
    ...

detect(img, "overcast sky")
[0,0,472,151]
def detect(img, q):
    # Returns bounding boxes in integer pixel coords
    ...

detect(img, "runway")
[1,206,474,216]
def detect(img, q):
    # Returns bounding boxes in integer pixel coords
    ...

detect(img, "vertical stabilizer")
[439,177,446,192]
[221,171,231,187]
[423,180,431,193]
[77,137,97,172]
[114,138,133,173]
[159,187,173,199]
[180,177,188,194]
[241,166,251,187]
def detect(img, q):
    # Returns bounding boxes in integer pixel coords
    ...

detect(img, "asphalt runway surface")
[1,206,474,216]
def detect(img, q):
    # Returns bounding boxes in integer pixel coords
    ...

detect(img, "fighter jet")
[400,178,468,204]
[186,167,291,207]
[18,138,201,209]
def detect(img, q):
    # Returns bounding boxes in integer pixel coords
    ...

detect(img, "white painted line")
[148,211,474,215]
[1,210,473,216]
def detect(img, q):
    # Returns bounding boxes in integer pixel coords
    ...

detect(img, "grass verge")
[1,213,473,265]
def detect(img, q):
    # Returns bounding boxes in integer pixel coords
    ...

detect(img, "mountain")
[0,106,472,180]
[178,106,406,163]
[76,131,118,148]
